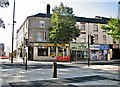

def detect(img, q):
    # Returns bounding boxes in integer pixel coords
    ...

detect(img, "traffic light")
[24,38,29,46]
[25,39,29,46]
[91,35,95,44]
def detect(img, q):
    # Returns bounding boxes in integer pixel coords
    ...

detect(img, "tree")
[49,2,80,44]
[0,18,5,28]
[101,18,120,43]
[0,0,9,29]
[0,0,9,7]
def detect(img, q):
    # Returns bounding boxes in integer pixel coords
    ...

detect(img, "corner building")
[16,5,115,61]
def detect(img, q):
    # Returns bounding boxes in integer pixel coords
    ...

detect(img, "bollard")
[25,52,27,70]
[52,61,57,78]
[25,57,27,70]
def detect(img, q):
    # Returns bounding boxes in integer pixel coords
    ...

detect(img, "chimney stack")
[47,4,50,14]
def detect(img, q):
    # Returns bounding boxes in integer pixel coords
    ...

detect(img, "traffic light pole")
[88,34,90,66]
[24,38,28,70]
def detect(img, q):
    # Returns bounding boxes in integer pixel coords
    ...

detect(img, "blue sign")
[90,45,100,50]
[100,45,109,50]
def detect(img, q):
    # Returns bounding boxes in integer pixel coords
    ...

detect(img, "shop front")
[70,43,88,61]
[31,43,70,61]
[90,44,110,61]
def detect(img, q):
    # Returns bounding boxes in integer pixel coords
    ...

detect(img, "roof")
[28,13,109,24]
[75,16,109,24]
[28,13,51,18]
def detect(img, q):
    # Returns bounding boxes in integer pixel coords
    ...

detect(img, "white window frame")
[80,23,85,30]
[37,31,47,42]
[93,24,98,31]
[39,21,45,28]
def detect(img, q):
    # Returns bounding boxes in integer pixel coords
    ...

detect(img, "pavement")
[1,58,120,87]
[71,59,120,65]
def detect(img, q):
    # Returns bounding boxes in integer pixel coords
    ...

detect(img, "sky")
[0,0,119,52]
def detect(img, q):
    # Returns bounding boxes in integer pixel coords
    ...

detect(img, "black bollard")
[25,57,27,70]
[25,52,27,70]
[52,62,57,78]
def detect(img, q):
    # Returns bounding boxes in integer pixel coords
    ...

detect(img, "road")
[1,59,120,87]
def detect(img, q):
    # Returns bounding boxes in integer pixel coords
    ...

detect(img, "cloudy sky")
[0,0,119,52]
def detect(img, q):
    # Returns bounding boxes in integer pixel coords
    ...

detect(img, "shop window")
[38,47,48,56]
[58,47,63,56]
[58,47,66,56]
[50,47,55,57]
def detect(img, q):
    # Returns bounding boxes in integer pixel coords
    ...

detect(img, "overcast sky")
[0,0,119,52]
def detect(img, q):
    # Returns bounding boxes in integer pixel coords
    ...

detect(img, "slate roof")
[28,13,51,18]
[28,13,109,24]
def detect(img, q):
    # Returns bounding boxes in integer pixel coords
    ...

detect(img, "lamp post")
[11,0,16,63]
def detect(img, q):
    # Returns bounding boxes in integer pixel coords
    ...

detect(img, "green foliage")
[49,2,80,44]
[0,18,5,28]
[0,0,9,8]
[101,18,120,42]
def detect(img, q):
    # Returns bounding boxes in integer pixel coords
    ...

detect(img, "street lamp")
[11,0,16,63]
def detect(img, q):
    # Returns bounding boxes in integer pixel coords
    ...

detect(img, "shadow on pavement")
[2,63,78,70]
[9,75,119,87]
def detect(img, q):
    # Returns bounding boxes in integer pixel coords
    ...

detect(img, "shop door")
[112,48,120,59]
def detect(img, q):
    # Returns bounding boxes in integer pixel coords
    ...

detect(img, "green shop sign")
[70,43,87,50]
